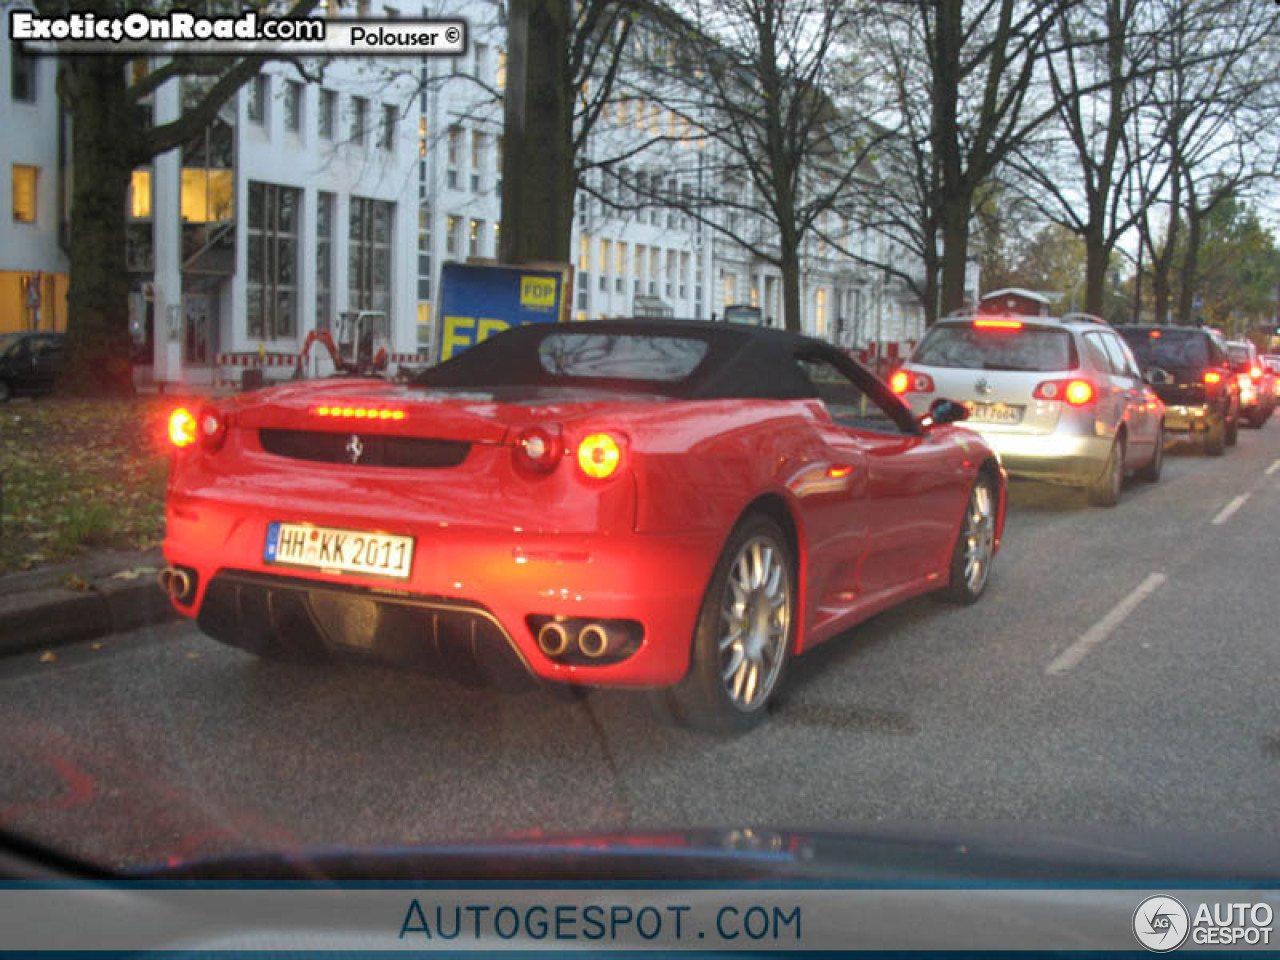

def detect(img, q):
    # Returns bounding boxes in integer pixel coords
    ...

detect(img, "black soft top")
[415,319,834,400]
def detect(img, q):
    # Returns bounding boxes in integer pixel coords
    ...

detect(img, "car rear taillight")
[198,404,228,452]
[974,318,1024,330]
[1203,370,1224,397]
[1204,371,1223,384]
[1251,365,1262,381]
[577,432,624,480]
[168,407,197,448]
[889,369,934,395]
[513,426,562,473]
[1033,379,1095,406]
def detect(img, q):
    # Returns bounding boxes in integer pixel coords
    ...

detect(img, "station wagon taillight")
[1033,379,1095,406]
[889,369,934,395]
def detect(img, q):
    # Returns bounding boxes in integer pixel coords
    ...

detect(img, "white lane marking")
[1267,459,1280,476]
[1212,494,1249,525]
[1045,572,1167,676]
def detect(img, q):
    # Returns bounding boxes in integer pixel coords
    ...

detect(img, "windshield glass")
[912,324,1075,371]
[7,0,1280,928]
[1118,329,1210,369]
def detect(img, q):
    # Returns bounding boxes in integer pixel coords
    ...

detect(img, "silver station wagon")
[891,313,1166,507]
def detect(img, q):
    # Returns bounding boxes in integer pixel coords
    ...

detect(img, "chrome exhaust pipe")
[537,621,570,658]
[577,623,610,659]
[159,566,192,601]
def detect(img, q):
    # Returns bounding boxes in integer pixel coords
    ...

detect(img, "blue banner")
[436,263,570,362]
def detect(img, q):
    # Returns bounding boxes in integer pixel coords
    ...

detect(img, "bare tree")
[592,0,877,332]
[1130,0,1279,325]
[24,0,325,395]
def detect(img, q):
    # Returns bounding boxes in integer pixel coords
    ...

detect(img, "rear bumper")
[164,494,718,688]
[960,427,1112,484]
[1163,405,1217,434]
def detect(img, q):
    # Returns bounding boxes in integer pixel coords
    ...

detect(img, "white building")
[0,37,68,334]
[5,0,939,384]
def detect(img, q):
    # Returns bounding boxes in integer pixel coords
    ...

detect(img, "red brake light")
[577,432,623,480]
[310,405,406,421]
[168,407,197,448]
[974,318,1024,330]
[1033,379,1095,405]
[513,426,562,473]
[1149,330,1162,339]
[198,404,228,452]
[1203,371,1223,384]
[889,369,934,395]
[1064,380,1095,406]
[1251,365,1262,380]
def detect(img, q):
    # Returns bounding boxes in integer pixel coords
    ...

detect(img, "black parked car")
[0,331,64,401]
[1115,325,1239,456]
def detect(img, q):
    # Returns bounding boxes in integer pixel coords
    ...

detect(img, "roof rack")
[1059,312,1108,326]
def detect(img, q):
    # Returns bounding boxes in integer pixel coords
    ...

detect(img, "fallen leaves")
[0,397,179,573]
[59,573,95,592]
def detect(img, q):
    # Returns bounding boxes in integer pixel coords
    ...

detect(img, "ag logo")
[1133,895,1190,952]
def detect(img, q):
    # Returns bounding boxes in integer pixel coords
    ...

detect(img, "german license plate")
[966,402,1024,425]
[264,523,414,580]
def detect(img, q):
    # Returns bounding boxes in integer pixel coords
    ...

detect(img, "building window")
[496,50,506,90]
[599,238,611,280]
[447,125,461,189]
[446,214,459,256]
[349,96,367,145]
[815,288,827,337]
[247,75,267,125]
[316,191,335,330]
[418,205,432,300]
[246,181,300,339]
[470,131,485,192]
[380,104,397,150]
[284,80,302,133]
[469,218,483,257]
[349,196,393,319]
[578,233,590,272]
[11,42,36,103]
[128,169,152,219]
[496,135,503,196]
[318,89,336,138]
[418,116,427,158]
[11,165,36,223]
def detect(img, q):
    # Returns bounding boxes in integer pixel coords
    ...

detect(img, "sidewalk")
[0,547,176,658]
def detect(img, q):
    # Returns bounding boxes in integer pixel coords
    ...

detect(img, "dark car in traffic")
[1114,325,1239,455]
[1226,339,1275,428]
[0,331,64,401]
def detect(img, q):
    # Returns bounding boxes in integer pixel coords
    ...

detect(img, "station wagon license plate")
[965,402,1024,425]
[264,522,414,580]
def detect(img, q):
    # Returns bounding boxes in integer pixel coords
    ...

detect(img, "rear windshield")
[537,333,708,381]
[1228,344,1252,366]
[913,323,1074,372]
[1118,329,1209,370]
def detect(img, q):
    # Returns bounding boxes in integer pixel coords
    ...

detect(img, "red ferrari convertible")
[162,321,1005,731]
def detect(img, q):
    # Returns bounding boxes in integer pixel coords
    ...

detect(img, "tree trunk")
[1177,210,1202,326]
[780,243,802,334]
[1152,268,1171,326]
[499,0,574,266]
[59,57,139,396]
[938,194,971,317]
[1083,229,1109,316]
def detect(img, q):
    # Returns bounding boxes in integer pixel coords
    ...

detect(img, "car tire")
[937,472,998,605]
[1204,419,1226,456]
[1247,411,1265,429]
[658,513,796,734]
[1137,426,1164,483]
[0,380,10,403]
[1086,437,1124,507]
[1225,416,1239,446]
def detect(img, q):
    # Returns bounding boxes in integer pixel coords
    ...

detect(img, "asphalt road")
[3,422,1280,870]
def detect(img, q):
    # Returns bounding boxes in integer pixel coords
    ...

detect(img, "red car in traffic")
[162,321,1006,731]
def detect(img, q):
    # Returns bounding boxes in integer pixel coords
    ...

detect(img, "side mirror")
[922,398,969,429]
[1144,367,1172,386]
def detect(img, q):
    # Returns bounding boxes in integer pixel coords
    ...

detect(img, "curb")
[0,577,177,658]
